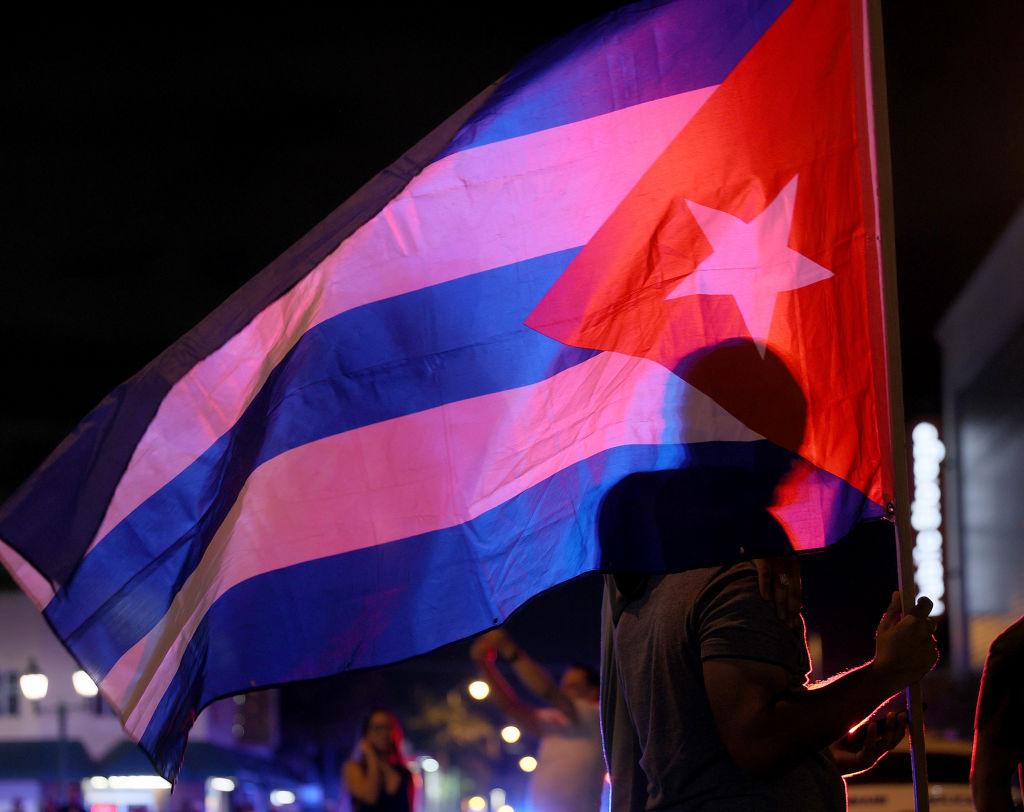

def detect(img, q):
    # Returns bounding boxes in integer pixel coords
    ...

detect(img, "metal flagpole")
[864,1,930,809]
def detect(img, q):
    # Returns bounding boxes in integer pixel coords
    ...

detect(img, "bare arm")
[474,649,545,735]
[972,620,1024,812]
[344,747,383,805]
[972,734,1019,812]
[471,629,577,726]
[829,710,907,777]
[503,637,578,721]
[344,743,404,805]
[703,593,938,776]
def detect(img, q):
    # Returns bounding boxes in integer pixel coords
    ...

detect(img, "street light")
[72,671,99,698]
[19,662,48,701]
[19,661,104,803]
[420,757,440,773]
[209,777,236,793]
[467,680,490,700]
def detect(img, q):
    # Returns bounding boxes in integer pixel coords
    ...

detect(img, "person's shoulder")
[695,561,759,599]
[991,614,1024,652]
[987,615,1024,673]
[691,561,770,621]
[641,564,752,617]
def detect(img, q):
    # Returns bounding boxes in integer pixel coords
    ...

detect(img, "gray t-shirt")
[612,564,846,811]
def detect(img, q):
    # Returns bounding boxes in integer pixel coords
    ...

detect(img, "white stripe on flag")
[103,350,760,737]
[86,86,716,561]
[0,539,55,609]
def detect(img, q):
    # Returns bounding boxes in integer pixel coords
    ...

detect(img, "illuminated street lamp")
[420,757,440,773]
[19,662,48,701]
[500,725,521,744]
[518,755,538,773]
[467,680,490,700]
[72,670,99,698]
[20,661,104,803]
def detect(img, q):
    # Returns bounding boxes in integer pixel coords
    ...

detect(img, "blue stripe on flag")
[134,438,877,778]
[441,0,791,156]
[48,247,595,676]
[0,82,501,587]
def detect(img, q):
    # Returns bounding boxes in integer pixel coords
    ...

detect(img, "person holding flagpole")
[600,341,939,810]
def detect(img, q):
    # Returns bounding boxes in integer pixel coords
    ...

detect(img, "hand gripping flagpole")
[864,1,930,809]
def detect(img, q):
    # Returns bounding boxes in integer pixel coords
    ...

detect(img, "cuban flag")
[0,0,893,780]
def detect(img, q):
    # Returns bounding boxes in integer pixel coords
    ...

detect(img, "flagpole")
[864,1,930,810]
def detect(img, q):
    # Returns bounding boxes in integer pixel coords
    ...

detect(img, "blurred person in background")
[471,628,605,812]
[343,708,415,812]
[972,614,1024,811]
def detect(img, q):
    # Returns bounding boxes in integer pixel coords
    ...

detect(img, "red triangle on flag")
[527,0,888,505]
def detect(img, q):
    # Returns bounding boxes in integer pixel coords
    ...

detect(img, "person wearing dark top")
[604,561,934,811]
[344,709,414,812]
[972,615,1024,811]
[599,342,938,810]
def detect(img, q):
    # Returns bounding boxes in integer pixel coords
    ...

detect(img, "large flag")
[0,0,893,780]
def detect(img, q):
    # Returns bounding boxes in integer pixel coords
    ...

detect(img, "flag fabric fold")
[0,0,892,780]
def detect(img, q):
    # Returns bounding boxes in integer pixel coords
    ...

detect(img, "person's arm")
[472,629,579,722]
[499,631,580,721]
[702,592,938,777]
[471,631,545,734]
[971,619,1024,812]
[344,744,383,805]
[972,732,1019,812]
[829,710,907,777]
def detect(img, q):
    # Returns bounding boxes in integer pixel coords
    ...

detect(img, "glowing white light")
[912,422,939,444]
[468,680,490,700]
[421,757,440,773]
[518,756,538,773]
[108,776,172,790]
[490,788,506,809]
[89,777,110,789]
[19,671,48,701]
[911,421,946,616]
[210,777,236,793]
[269,790,296,806]
[497,806,515,812]
[467,797,487,811]
[73,670,99,697]
[501,725,521,743]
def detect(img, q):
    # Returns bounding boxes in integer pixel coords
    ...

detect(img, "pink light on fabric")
[85,87,715,562]
[102,350,762,735]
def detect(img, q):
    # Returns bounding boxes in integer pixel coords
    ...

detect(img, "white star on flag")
[666,175,833,353]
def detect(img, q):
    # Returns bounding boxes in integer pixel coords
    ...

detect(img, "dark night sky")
[2,1,1023,739]
[3,2,1022,491]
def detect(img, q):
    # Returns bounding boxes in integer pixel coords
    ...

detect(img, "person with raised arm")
[471,628,606,812]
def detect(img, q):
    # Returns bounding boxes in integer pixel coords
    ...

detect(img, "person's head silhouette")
[599,339,807,577]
